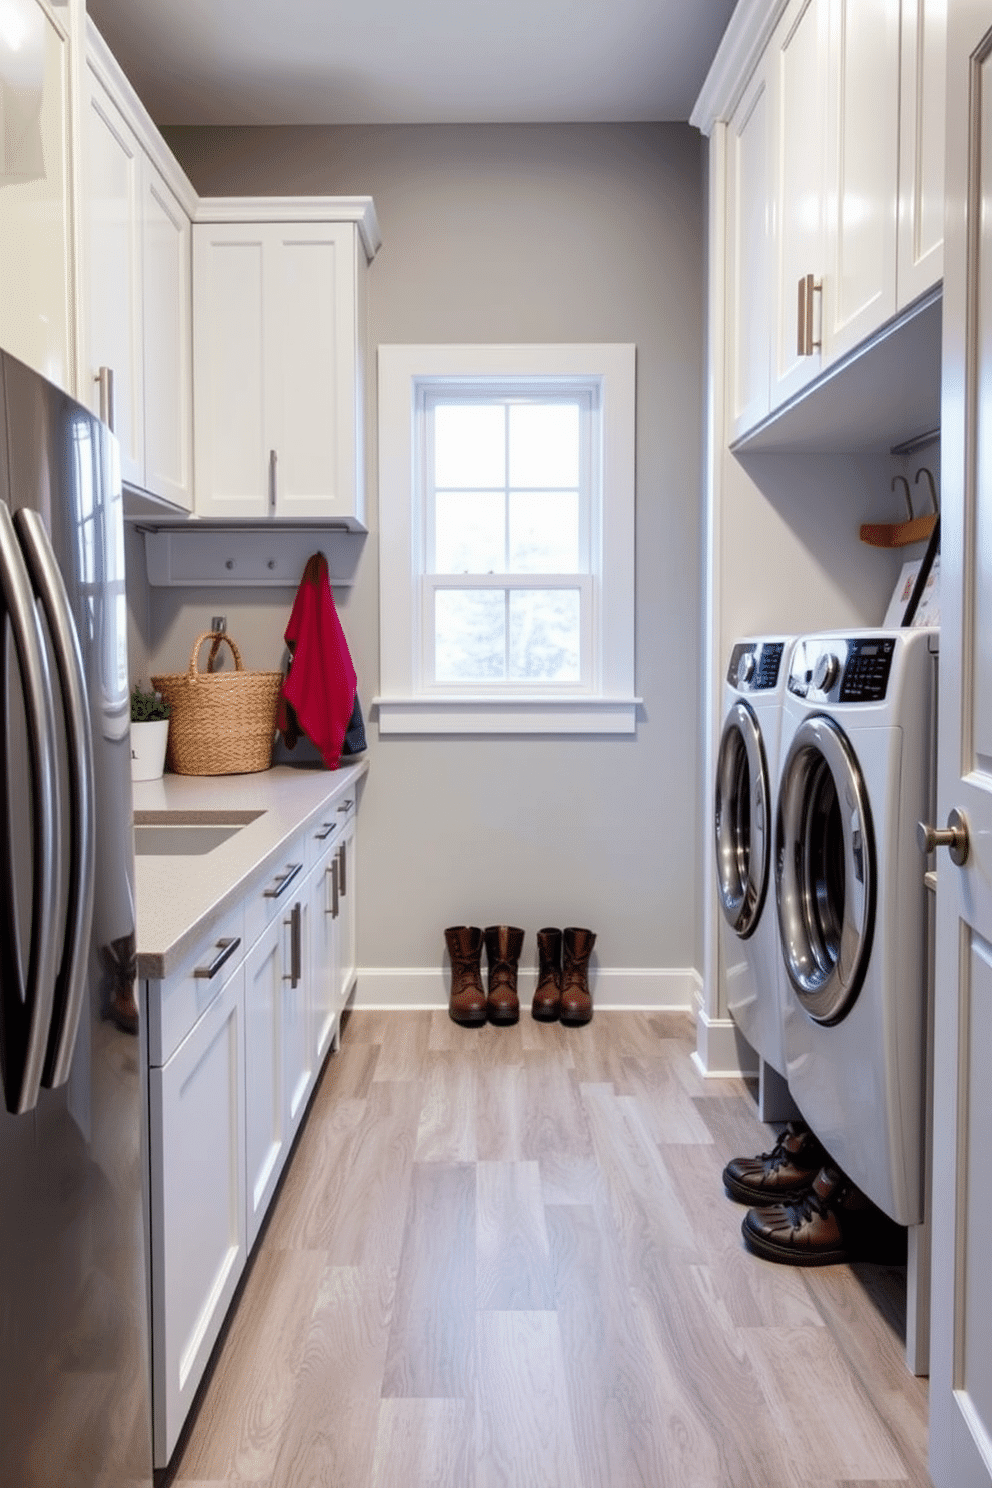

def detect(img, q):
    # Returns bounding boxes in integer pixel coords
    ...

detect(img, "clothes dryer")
[775,629,936,1225]
[715,636,799,1088]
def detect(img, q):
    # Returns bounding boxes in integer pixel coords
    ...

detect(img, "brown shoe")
[484,925,523,1025]
[741,1166,907,1266]
[560,926,595,1025]
[722,1122,826,1206]
[531,928,562,1021]
[445,926,487,1026]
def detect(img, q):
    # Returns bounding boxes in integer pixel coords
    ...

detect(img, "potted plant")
[130,685,171,781]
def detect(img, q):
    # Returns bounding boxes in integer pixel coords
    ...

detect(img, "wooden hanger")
[859,468,939,548]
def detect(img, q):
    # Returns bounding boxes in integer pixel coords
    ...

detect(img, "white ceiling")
[85,0,738,127]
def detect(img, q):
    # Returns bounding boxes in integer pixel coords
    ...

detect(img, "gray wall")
[146,123,706,978]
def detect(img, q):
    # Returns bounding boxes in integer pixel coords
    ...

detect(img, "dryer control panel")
[788,636,895,702]
[727,640,785,692]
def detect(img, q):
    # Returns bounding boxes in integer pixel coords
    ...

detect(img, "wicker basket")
[152,632,283,776]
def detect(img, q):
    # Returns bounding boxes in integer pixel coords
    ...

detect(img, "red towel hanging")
[277,552,357,770]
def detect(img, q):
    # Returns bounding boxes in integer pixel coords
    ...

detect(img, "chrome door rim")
[775,714,875,1024]
[714,701,770,939]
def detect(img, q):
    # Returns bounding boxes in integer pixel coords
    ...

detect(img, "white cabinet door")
[726,56,773,441]
[148,966,246,1468]
[928,5,992,1483]
[0,0,73,393]
[243,913,286,1248]
[335,816,357,1010]
[821,0,901,362]
[282,891,314,1140]
[142,167,193,509]
[897,0,947,307]
[769,0,830,407]
[192,220,363,522]
[84,77,144,486]
[308,846,340,1065]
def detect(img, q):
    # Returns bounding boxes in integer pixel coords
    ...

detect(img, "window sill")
[373,695,642,735]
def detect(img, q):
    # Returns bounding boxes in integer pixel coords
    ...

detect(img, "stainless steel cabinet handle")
[283,903,301,987]
[264,862,303,898]
[269,449,277,515]
[329,856,339,919]
[194,936,242,980]
[337,799,354,813]
[337,841,347,897]
[15,509,96,1088]
[797,273,822,357]
[315,821,337,841]
[0,501,61,1114]
[918,809,970,867]
[95,366,116,432]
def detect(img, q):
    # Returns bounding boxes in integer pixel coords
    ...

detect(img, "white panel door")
[770,0,830,407]
[822,0,900,362]
[281,893,314,1141]
[243,913,286,1248]
[309,850,340,1065]
[142,168,192,509]
[929,5,992,1484]
[148,967,246,1467]
[726,58,772,441]
[336,819,357,1010]
[897,0,947,307]
[267,223,358,521]
[85,78,144,486]
[192,226,268,517]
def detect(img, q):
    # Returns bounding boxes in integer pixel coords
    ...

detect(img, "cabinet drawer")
[244,837,307,949]
[147,899,246,1067]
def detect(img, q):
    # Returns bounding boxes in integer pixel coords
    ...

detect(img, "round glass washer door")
[714,700,770,939]
[775,714,875,1024]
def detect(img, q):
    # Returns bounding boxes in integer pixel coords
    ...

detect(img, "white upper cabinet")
[192,202,380,527]
[897,0,946,307]
[83,25,195,509]
[727,56,774,441]
[821,0,901,363]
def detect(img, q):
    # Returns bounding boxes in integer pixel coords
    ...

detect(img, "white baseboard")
[352,966,699,1012]
[691,1006,759,1079]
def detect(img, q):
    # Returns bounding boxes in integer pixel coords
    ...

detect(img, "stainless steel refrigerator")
[0,349,153,1487]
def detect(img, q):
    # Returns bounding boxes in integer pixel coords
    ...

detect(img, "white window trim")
[375,343,638,735]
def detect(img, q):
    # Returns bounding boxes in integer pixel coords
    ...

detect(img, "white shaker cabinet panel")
[148,966,247,1467]
[336,810,358,1010]
[142,169,193,509]
[243,912,287,1249]
[726,59,773,441]
[308,822,342,1066]
[897,0,946,307]
[192,218,368,523]
[281,890,314,1142]
[822,0,901,362]
[84,81,144,487]
[769,0,829,406]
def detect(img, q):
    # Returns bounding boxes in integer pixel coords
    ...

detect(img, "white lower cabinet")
[148,964,246,1466]
[144,794,359,1467]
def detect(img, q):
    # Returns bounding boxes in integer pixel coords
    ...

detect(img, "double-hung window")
[377,344,637,734]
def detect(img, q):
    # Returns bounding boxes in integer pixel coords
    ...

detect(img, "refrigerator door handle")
[0,501,62,1114]
[15,509,96,1087]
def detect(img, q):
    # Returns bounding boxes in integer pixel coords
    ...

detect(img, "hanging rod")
[890,426,941,457]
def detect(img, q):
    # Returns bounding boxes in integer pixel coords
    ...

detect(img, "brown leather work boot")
[560,926,595,1025]
[741,1165,907,1266]
[532,927,563,1021]
[722,1121,826,1206]
[484,925,523,1025]
[445,926,487,1026]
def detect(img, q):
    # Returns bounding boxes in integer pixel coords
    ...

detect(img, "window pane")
[509,590,580,681]
[435,405,505,488]
[508,403,580,489]
[435,491,505,572]
[435,590,506,680]
[509,491,580,572]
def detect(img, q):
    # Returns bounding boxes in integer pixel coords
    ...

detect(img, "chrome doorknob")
[917,808,970,867]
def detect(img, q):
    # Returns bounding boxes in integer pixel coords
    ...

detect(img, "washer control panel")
[788,636,895,702]
[727,640,785,692]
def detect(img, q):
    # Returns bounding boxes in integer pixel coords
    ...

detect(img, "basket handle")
[187,630,244,680]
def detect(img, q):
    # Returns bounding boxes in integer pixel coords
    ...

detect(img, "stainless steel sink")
[133,810,263,856]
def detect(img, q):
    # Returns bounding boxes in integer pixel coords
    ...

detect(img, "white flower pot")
[130,718,170,781]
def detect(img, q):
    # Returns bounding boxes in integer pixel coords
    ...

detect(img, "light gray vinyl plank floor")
[169,1008,932,1488]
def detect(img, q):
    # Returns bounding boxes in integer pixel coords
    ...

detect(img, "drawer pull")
[315,821,337,841]
[264,862,303,899]
[337,799,354,813]
[193,936,241,980]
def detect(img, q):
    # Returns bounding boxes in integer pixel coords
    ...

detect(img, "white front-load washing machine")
[715,636,799,1094]
[775,628,936,1225]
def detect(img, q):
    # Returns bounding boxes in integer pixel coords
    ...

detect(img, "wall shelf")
[140,524,367,587]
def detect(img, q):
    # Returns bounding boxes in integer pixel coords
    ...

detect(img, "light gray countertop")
[132,760,367,979]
